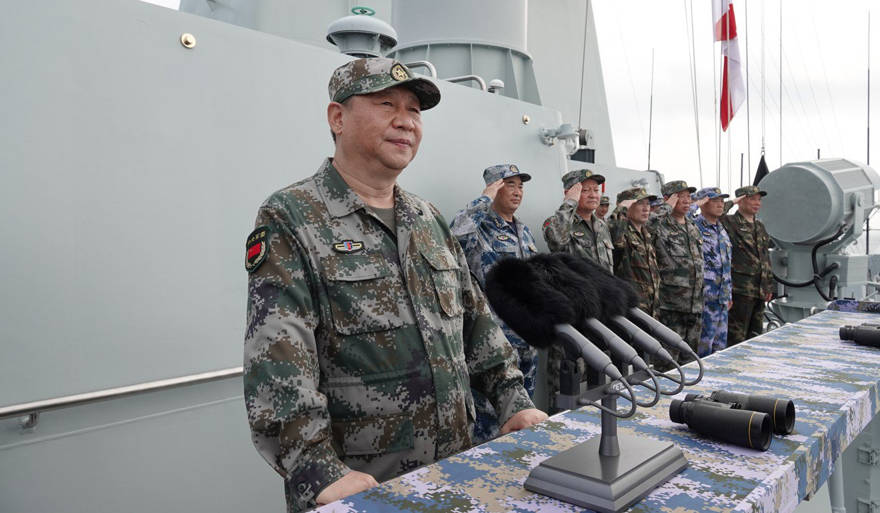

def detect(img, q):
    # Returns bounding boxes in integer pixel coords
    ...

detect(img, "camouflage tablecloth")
[317,310,880,513]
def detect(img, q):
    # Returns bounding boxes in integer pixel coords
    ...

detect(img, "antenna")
[648,48,655,170]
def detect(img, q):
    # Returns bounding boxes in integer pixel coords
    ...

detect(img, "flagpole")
[745,0,752,183]
[648,48,655,170]
[867,10,871,256]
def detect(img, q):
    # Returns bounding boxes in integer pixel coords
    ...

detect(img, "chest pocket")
[664,231,691,257]
[421,247,464,317]
[491,237,519,256]
[322,252,405,335]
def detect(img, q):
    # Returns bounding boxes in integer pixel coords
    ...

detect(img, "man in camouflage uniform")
[542,168,614,273]
[649,180,704,361]
[596,195,610,220]
[720,185,774,345]
[243,58,546,512]
[689,187,733,356]
[607,187,661,317]
[449,164,540,443]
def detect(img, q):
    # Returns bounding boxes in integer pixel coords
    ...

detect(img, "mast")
[868,11,872,255]
[648,48,655,170]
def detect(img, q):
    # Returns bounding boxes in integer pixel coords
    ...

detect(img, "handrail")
[403,60,437,78]
[446,74,488,91]
[0,367,243,421]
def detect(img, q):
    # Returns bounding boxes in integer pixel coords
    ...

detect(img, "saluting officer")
[690,187,733,356]
[608,187,661,317]
[243,58,545,512]
[720,185,774,345]
[596,195,610,220]
[450,163,540,443]
[543,168,614,273]
[649,180,704,361]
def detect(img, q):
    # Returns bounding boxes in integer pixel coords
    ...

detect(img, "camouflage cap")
[693,186,730,200]
[562,168,605,189]
[328,57,441,110]
[661,180,697,196]
[599,195,610,205]
[616,187,657,203]
[483,164,532,185]
[735,185,768,198]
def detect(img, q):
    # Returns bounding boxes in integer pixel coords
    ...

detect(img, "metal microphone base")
[524,434,687,513]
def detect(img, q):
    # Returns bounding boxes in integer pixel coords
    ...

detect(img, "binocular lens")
[709,391,795,435]
[670,399,772,451]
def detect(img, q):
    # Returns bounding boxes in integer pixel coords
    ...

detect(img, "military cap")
[561,168,605,190]
[616,187,657,203]
[661,180,697,196]
[735,185,768,198]
[483,164,532,185]
[650,197,664,207]
[693,186,730,200]
[599,196,610,205]
[328,57,441,110]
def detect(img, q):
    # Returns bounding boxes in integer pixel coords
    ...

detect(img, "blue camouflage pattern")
[450,195,540,443]
[693,212,733,357]
[316,309,880,513]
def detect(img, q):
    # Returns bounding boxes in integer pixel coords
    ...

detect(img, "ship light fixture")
[541,123,579,155]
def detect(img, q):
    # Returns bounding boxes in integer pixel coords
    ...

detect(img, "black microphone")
[484,257,623,382]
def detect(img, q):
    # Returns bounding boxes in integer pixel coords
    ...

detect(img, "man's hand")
[618,199,636,209]
[732,195,745,205]
[764,292,773,302]
[315,471,379,505]
[499,408,549,435]
[664,194,678,208]
[564,183,582,202]
[694,196,709,207]
[482,179,505,201]
[728,300,733,310]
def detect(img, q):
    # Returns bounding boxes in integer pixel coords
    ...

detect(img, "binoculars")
[669,390,796,451]
[840,323,880,348]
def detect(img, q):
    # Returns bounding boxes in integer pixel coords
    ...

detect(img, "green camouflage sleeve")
[244,205,349,510]
[758,222,775,297]
[452,233,534,425]
[723,200,734,215]
[542,199,578,252]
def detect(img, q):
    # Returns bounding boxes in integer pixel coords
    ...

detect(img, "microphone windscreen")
[555,254,641,318]
[526,253,602,320]
[485,257,577,348]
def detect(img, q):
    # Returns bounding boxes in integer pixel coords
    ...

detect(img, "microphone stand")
[524,328,690,513]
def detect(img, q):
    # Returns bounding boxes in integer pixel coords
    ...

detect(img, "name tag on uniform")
[333,240,364,253]
[496,234,511,241]
[573,231,585,237]
[528,243,537,252]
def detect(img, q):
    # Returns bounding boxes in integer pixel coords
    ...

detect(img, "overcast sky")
[592,0,879,192]
[145,0,879,193]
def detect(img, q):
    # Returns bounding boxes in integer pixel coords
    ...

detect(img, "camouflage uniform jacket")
[607,212,661,314]
[542,199,614,273]
[720,209,774,298]
[648,204,704,314]
[449,195,539,287]
[244,160,533,512]
[693,214,732,305]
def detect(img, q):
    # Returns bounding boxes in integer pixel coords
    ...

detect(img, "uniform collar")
[316,159,370,218]
[317,158,422,220]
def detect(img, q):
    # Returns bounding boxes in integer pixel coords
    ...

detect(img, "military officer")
[542,168,614,273]
[243,58,546,512]
[649,180,704,361]
[450,164,540,443]
[720,185,774,345]
[596,195,610,220]
[690,187,733,356]
[607,187,661,317]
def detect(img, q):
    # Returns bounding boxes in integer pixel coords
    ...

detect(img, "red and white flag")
[713,0,745,131]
